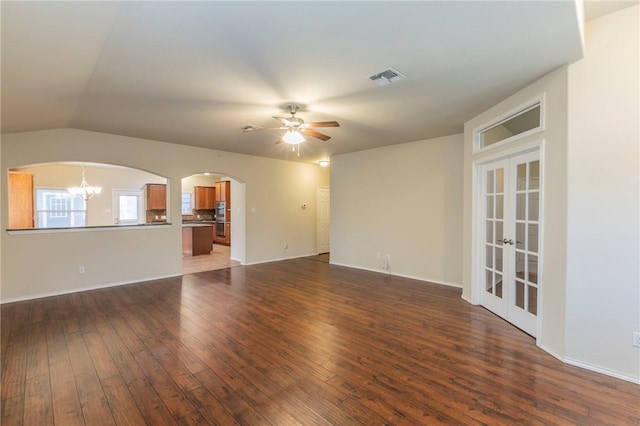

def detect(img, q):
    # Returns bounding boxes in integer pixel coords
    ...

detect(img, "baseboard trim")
[563,357,640,384]
[0,273,182,304]
[537,343,565,363]
[244,253,318,266]
[328,261,462,289]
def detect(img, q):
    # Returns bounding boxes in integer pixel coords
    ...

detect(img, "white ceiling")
[0,1,633,164]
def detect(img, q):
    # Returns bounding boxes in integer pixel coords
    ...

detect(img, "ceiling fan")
[242,104,340,145]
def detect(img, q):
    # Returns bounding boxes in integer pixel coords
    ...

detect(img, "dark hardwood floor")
[2,258,638,425]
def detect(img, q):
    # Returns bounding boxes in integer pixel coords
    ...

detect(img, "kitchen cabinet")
[215,180,231,221]
[213,223,231,245]
[182,224,213,256]
[194,186,215,210]
[215,181,230,203]
[8,171,34,229]
[146,184,166,210]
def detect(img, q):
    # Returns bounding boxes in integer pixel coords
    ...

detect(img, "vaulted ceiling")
[0,1,633,163]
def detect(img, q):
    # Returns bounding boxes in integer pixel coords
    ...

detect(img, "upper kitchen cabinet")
[146,183,167,210]
[194,186,215,210]
[8,171,34,229]
[215,180,230,203]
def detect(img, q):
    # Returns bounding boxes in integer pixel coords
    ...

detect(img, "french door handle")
[502,238,514,245]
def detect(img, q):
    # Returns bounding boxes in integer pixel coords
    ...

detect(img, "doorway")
[478,150,541,337]
[181,174,245,274]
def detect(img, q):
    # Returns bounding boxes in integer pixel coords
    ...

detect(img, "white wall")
[1,128,329,302]
[331,134,463,286]
[565,5,640,381]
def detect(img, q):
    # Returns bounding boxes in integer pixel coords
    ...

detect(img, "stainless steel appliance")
[216,202,225,222]
[216,202,226,237]
[216,221,225,237]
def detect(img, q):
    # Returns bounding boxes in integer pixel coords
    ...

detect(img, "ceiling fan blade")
[272,116,293,126]
[303,128,331,141]
[242,126,286,133]
[275,138,283,144]
[307,121,340,128]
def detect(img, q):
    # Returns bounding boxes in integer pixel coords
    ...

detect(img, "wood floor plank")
[2,258,639,425]
[23,373,54,425]
[49,358,85,426]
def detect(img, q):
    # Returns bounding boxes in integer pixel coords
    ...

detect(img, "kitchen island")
[182,223,213,256]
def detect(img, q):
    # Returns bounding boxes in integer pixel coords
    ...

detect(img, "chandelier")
[67,165,102,200]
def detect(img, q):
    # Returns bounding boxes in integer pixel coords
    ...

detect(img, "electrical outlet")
[386,254,391,260]
[633,331,640,348]
[79,266,85,274]
[284,243,288,249]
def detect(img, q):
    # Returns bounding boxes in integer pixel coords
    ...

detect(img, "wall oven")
[215,221,225,237]
[216,202,226,237]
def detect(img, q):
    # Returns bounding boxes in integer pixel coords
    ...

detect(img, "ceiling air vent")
[369,67,406,87]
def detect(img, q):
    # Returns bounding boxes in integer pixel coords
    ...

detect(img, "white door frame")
[471,142,544,338]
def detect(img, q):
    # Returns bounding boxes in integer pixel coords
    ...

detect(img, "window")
[181,192,192,214]
[476,103,542,150]
[114,190,143,225]
[36,189,86,228]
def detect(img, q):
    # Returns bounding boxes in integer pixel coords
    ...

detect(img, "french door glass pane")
[528,285,538,315]
[486,221,493,241]
[516,223,525,250]
[496,195,504,219]
[487,196,494,218]
[486,270,493,292]
[516,193,526,220]
[528,192,539,221]
[516,251,525,279]
[496,221,503,242]
[515,281,525,309]
[528,254,538,284]
[495,247,503,271]
[529,161,540,190]
[517,163,527,190]
[496,169,504,193]
[487,170,494,193]
[528,224,538,252]
[486,245,493,268]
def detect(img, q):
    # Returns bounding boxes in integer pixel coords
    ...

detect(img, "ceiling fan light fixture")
[282,130,305,145]
[319,160,330,167]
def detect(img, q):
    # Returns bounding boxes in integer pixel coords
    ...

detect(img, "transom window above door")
[475,100,543,151]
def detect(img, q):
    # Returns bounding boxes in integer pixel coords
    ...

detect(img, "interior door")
[317,187,330,254]
[480,151,541,336]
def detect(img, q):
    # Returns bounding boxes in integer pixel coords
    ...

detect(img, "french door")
[480,150,541,336]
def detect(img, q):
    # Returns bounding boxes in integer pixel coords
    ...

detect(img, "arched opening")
[180,172,245,273]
